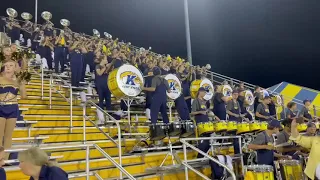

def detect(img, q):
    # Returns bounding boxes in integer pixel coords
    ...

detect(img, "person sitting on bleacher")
[0,146,6,180]
[18,147,68,180]
[284,102,297,119]
[298,99,313,122]
[255,96,273,121]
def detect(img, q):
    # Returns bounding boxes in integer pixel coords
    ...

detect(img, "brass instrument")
[41,11,54,28]
[21,12,33,33]
[60,19,72,34]
[5,8,19,29]
[104,32,112,39]
[93,29,100,38]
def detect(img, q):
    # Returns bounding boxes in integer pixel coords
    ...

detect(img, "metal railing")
[83,100,123,179]
[180,136,241,180]
[48,73,74,132]
[5,143,135,180]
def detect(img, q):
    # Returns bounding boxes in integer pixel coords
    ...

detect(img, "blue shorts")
[0,104,19,118]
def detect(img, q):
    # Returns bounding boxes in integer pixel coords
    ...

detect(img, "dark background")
[2,0,320,90]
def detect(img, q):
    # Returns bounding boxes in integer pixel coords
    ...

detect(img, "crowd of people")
[1,10,320,180]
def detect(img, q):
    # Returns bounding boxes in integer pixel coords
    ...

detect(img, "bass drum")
[272,95,283,106]
[108,64,144,98]
[240,90,254,106]
[190,78,214,101]
[163,74,182,100]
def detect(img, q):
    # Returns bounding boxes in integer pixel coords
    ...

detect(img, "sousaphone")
[41,11,53,26]
[104,32,112,39]
[93,29,100,38]
[60,19,71,34]
[21,12,33,32]
[6,8,18,18]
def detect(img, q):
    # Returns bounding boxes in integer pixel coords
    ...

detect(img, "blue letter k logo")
[169,82,176,90]
[126,75,136,85]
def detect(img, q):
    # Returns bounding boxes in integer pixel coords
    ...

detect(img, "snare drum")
[181,120,195,137]
[237,122,250,134]
[108,64,144,98]
[149,123,167,141]
[164,74,182,100]
[245,165,274,180]
[213,120,227,133]
[278,160,303,180]
[250,122,261,132]
[197,121,215,136]
[190,78,214,100]
[227,121,238,132]
[297,123,307,132]
[259,122,268,132]
[168,121,181,136]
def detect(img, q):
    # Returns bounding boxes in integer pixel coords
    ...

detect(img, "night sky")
[2,0,320,90]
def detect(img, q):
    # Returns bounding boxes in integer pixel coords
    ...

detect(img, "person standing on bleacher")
[175,64,191,121]
[142,67,170,125]
[143,59,156,120]
[0,146,6,180]
[54,29,68,74]
[255,96,273,121]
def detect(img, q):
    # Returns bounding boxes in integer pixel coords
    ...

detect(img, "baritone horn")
[93,29,100,38]
[21,12,33,33]
[104,32,112,39]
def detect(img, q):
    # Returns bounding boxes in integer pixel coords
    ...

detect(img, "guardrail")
[180,136,242,180]
[5,143,136,180]
[83,100,123,179]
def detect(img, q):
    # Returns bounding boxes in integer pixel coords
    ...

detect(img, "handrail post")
[85,145,90,180]
[70,86,73,133]
[49,75,52,109]
[83,103,86,143]
[117,121,123,179]
[41,62,44,99]
[183,143,188,180]
[313,105,317,117]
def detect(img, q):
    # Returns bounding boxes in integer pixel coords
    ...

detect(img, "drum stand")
[167,101,174,122]
[159,129,181,168]
[122,97,134,132]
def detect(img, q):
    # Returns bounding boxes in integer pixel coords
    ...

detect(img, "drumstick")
[274,142,291,148]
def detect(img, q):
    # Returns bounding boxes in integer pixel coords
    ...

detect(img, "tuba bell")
[41,11,53,26]
[60,19,70,27]
[6,8,18,18]
[93,29,100,38]
[21,12,33,20]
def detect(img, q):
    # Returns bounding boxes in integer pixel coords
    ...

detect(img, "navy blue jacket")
[30,165,68,180]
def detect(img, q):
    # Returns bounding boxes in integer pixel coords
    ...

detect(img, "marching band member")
[175,64,191,121]
[268,95,277,117]
[69,37,86,86]
[298,99,313,122]
[143,60,156,120]
[253,86,262,113]
[255,96,272,121]
[0,59,27,160]
[248,120,286,167]
[142,67,170,125]
[95,55,113,110]
[54,30,68,73]
[5,18,21,44]
[213,85,228,120]
[191,87,219,158]
[226,90,245,122]
[276,119,306,160]
[290,118,320,180]
[39,36,54,70]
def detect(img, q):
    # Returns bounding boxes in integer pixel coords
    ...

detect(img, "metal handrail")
[48,73,73,132]
[5,143,135,180]
[180,136,240,180]
[83,100,123,179]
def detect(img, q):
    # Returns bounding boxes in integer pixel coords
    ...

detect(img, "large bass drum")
[108,64,144,98]
[190,78,214,101]
[163,74,182,100]
[240,90,254,106]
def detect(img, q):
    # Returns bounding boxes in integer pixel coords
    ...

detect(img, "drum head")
[164,74,182,100]
[115,64,144,97]
[200,78,214,101]
[245,90,254,106]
